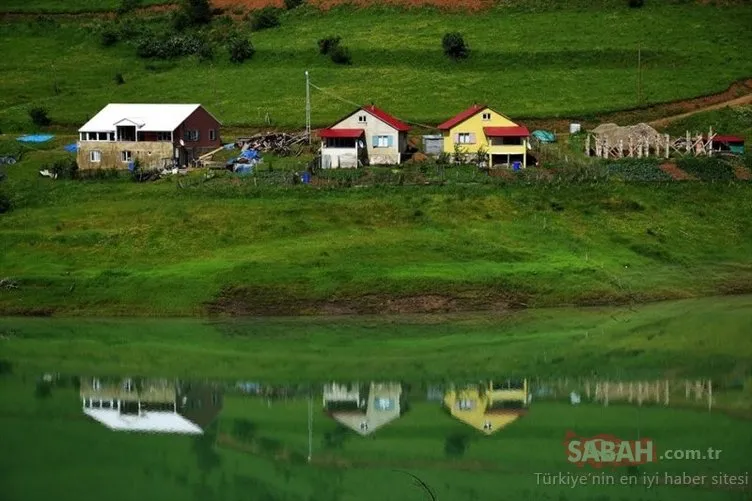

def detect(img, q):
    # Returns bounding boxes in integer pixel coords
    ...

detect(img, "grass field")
[2,294,752,382]
[1,374,750,501]
[0,2,751,129]
[0,0,170,13]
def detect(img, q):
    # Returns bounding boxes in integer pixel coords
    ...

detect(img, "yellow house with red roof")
[438,104,529,168]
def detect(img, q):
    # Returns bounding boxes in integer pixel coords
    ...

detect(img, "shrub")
[0,192,11,214]
[442,32,469,60]
[48,158,78,179]
[182,0,213,25]
[29,107,51,127]
[117,0,140,15]
[628,0,644,7]
[136,34,203,59]
[444,433,468,457]
[172,10,191,32]
[197,42,214,61]
[114,72,125,85]
[100,27,119,47]
[330,44,352,65]
[227,36,255,63]
[284,0,304,9]
[317,35,341,55]
[251,7,281,31]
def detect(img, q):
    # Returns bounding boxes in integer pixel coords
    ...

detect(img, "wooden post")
[708,380,713,412]
[604,381,609,407]
[685,380,690,399]
[628,382,634,403]
[586,380,591,399]
[637,382,643,406]
[686,131,691,155]
[629,136,634,157]
[618,382,624,398]
[619,140,624,158]
[708,127,713,157]
[604,138,610,158]
[665,134,670,159]
[655,381,660,403]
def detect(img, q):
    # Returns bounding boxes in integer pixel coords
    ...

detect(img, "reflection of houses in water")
[444,379,529,435]
[80,377,223,434]
[322,382,403,436]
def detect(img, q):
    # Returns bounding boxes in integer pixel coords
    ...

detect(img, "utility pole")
[637,43,642,106]
[307,388,313,463]
[305,70,311,145]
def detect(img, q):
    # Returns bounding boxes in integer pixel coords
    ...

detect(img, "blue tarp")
[240,149,260,160]
[234,164,254,175]
[63,143,77,153]
[532,130,556,143]
[17,134,54,143]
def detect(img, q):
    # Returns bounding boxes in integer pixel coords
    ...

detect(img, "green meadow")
[0,2,751,130]
[1,375,750,501]
[2,294,752,384]
[0,0,169,13]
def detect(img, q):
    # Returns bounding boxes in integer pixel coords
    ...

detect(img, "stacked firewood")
[236,132,308,156]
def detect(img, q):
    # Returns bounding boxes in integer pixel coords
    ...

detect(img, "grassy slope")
[0,0,170,13]
[1,376,750,501]
[2,295,752,381]
[0,3,751,129]
[2,142,752,316]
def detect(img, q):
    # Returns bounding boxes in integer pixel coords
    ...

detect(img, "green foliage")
[329,44,352,65]
[136,34,203,59]
[114,72,125,85]
[0,191,11,214]
[232,419,257,442]
[99,26,119,47]
[442,32,469,60]
[116,0,140,15]
[180,0,212,26]
[47,157,78,179]
[34,380,51,398]
[284,0,304,9]
[227,35,255,64]
[322,425,349,449]
[677,157,737,182]
[317,35,341,55]
[629,0,645,7]
[28,107,51,127]
[250,7,281,31]
[606,158,672,182]
[197,42,214,62]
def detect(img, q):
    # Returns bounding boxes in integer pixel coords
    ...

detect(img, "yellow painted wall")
[441,107,518,154]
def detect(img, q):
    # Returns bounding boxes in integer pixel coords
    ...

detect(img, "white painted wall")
[333,111,407,165]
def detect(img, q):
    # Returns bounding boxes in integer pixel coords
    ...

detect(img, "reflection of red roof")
[712,135,744,143]
[318,128,364,139]
[484,126,530,137]
[362,105,410,132]
[437,104,487,130]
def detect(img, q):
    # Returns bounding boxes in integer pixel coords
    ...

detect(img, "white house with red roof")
[318,105,411,167]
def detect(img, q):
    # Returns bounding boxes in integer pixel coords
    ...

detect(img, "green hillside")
[0,2,751,130]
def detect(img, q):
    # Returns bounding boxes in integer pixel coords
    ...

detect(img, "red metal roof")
[483,126,530,137]
[362,105,410,132]
[318,128,364,139]
[712,135,745,143]
[437,104,487,130]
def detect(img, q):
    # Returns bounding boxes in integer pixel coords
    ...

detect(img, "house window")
[185,130,199,141]
[109,132,115,141]
[358,115,367,123]
[88,132,98,141]
[155,132,171,141]
[121,151,132,162]
[375,135,391,148]
[209,129,216,141]
[90,151,101,163]
[482,112,491,121]
[98,132,108,141]
[458,133,472,144]
[457,399,474,410]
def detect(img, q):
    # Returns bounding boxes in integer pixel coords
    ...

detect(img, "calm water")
[1,373,750,501]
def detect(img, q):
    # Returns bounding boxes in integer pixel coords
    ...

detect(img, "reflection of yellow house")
[322,382,402,436]
[444,380,529,435]
[437,104,529,168]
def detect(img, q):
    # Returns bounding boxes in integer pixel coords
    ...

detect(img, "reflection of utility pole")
[307,389,313,463]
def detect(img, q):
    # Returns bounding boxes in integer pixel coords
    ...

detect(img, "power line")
[308,77,438,130]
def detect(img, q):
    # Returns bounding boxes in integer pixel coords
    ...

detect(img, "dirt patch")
[659,162,695,181]
[205,286,527,316]
[734,165,752,181]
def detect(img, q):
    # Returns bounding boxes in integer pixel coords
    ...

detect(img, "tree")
[628,0,644,7]
[182,0,212,26]
[228,35,255,63]
[117,0,140,15]
[442,32,469,60]
[29,107,51,127]
[251,7,281,31]
[284,0,304,9]
[330,44,352,65]
[318,35,341,55]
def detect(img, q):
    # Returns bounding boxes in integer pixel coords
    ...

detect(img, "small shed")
[422,135,443,156]
[711,135,745,155]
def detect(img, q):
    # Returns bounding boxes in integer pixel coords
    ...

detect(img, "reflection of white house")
[80,377,222,434]
[323,382,402,435]
[318,105,411,168]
